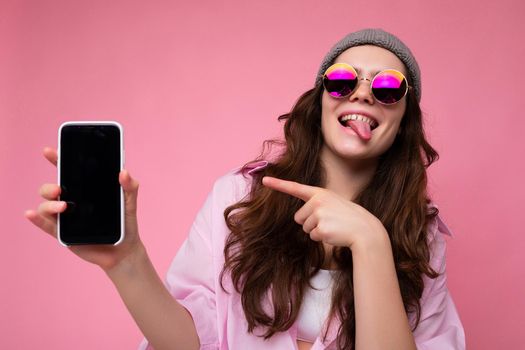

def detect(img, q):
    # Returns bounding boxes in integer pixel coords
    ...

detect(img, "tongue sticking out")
[345,119,372,141]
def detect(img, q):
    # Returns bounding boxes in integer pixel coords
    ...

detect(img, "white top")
[296,269,336,343]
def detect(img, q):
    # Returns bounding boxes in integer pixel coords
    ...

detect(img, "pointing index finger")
[262,176,321,202]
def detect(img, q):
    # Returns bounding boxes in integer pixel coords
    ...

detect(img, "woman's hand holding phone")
[25,147,144,273]
[25,146,201,349]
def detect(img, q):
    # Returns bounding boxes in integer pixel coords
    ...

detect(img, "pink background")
[2,0,524,348]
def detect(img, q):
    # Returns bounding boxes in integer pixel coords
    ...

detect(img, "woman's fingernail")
[55,201,65,210]
[64,201,76,213]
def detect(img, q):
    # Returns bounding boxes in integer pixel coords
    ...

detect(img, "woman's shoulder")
[426,201,454,240]
[209,160,270,204]
[422,201,455,282]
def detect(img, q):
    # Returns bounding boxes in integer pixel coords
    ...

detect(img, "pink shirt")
[139,162,465,350]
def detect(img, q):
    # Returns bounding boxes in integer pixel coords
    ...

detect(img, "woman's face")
[320,45,408,163]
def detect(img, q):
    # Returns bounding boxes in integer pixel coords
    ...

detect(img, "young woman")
[26,29,465,350]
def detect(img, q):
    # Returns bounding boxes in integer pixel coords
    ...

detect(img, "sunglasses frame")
[322,62,412,105]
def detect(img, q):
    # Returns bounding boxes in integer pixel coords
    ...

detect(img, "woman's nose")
[348,78,374,104]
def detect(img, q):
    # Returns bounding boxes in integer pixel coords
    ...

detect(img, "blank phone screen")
[59,124,122,245]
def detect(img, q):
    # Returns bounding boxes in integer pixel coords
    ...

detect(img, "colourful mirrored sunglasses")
[322,63,410,105]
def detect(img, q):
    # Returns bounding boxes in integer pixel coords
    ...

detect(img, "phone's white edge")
[57,121,125,247]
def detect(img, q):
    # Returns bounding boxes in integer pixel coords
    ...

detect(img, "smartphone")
[57,121,124,246]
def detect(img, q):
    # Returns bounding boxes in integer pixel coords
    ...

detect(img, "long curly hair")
[220,81,441,349]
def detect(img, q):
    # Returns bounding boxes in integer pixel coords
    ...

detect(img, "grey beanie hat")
[315,28,422,102]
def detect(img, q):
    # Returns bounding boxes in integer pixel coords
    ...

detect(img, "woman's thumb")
[119,169,139,217]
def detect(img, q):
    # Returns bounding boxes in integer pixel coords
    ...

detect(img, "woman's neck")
[320,147,378,201]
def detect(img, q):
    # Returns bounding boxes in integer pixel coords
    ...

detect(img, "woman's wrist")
[349,219,391,254]
[104,241,149,281]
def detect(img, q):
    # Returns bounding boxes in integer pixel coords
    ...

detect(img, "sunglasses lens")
[371,70,408,104]
[323,63,358,98]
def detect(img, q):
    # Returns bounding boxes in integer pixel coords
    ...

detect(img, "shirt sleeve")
[138,180,222,350]
[413,215,466,350]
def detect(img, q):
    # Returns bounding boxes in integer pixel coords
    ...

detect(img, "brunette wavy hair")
[220,80,441,349]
